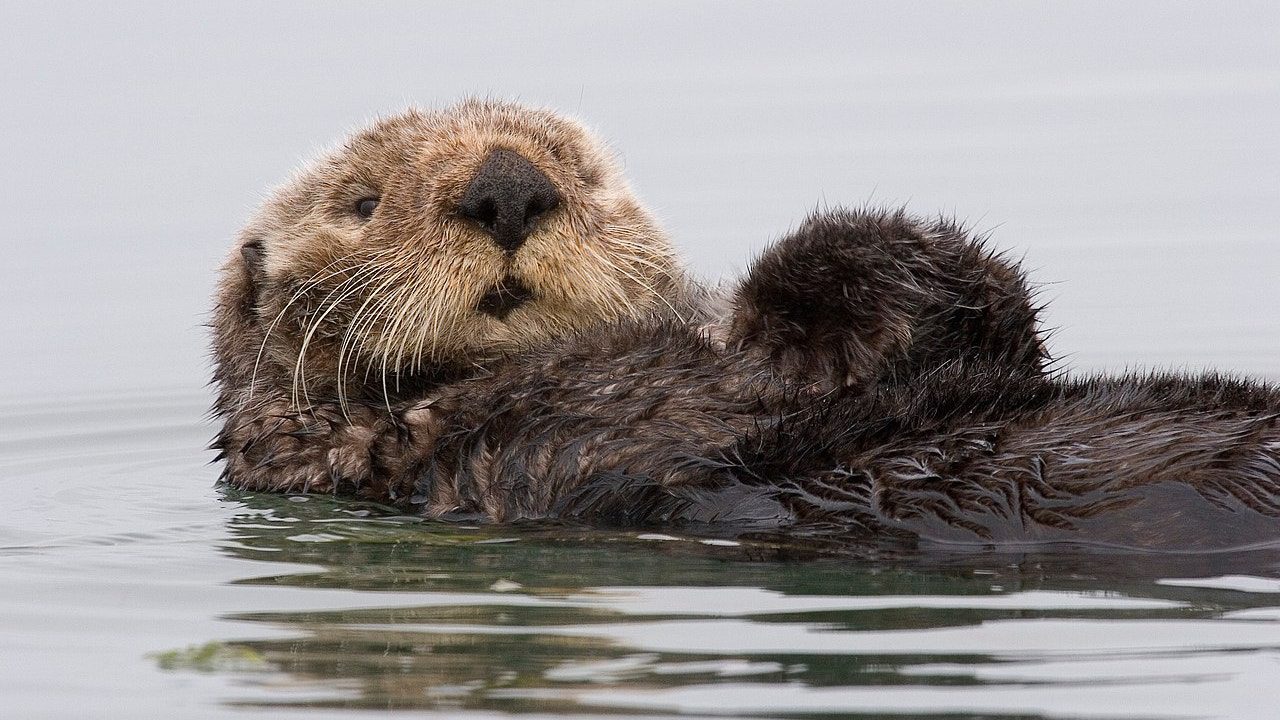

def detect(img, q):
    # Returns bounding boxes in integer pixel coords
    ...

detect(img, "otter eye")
[355,197,380,219]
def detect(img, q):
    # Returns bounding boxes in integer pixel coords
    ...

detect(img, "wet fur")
[414,326,1280,551]
[416,209,1053,520]
[729,209,1047,391]
[211,101,698,496]
[212,104,1280,551]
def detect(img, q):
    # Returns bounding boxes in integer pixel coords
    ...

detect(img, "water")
[3,2,1280,718]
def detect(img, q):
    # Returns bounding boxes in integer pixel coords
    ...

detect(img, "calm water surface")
[4,3,1280,718]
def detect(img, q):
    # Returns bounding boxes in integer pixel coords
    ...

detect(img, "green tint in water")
[161,490,1280,718]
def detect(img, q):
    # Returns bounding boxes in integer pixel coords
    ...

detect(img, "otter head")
[216,99,686,409]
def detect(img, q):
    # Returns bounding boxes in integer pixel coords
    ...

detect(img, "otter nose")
[457,149,560,255]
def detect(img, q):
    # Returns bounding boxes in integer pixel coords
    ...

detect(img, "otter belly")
[421,318,1280,551]
[769,372,1280,552]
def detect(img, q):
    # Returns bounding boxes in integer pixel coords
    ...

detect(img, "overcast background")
[2,1,1278,399]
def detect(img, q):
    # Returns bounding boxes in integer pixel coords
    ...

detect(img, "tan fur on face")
[215,99,689,413]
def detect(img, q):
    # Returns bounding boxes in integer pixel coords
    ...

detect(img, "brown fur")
[211,100,700,498]
[728,209,1047,392]
[398,209,1279,551]
[415,322,1280,551]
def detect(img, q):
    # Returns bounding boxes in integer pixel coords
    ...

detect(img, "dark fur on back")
[730,365,1280,550]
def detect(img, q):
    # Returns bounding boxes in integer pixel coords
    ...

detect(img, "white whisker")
[290,264,384,413]
[245,251,368,409]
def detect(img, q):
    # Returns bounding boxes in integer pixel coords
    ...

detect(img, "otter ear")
[237,236,267,314]
[240,237,265,279]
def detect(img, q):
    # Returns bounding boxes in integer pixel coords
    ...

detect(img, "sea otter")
[212,100,1044,503]
[212,100,1280,551]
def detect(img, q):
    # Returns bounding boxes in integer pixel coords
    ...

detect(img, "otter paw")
[323,423,381,491]
[217,403,402,496]
[400,399,442,439]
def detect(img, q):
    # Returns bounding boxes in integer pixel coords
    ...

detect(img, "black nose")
[457,149,560,255]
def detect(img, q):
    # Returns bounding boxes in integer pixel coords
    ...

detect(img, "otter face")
[229,99,684,407]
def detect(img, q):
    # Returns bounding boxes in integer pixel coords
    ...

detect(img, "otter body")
[212,101,1280,552]
[421,329,1280,551]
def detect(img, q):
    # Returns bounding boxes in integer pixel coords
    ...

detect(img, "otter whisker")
[611,251,688,322]
[367,276,429,408]
[291,264,386,414]
[372,288,416,413]
[401,268,457,375]
[382,285,421,392]
[246,253,365,408]
[613,245,686,289]
[247,248,394,410]
[580,243,645,320]
[336,266,411,415]
[292,270,383,414]
[414,273,455,367]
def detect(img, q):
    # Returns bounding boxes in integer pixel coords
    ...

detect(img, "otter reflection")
[169,493,1280,712]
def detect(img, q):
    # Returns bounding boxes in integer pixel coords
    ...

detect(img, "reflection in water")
[197,490,1280,715]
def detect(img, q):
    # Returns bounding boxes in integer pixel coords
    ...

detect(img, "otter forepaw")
[324,425,380,491]
[218,417,361,495]
[217,401,432,501]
